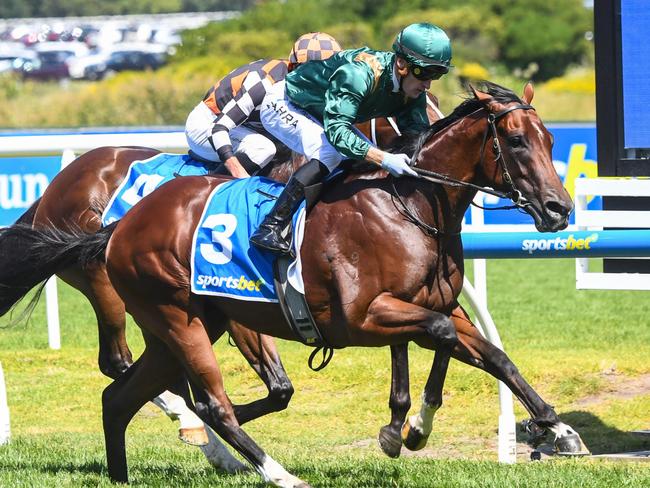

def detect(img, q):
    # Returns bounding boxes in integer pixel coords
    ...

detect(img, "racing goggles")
[410,64,448,81]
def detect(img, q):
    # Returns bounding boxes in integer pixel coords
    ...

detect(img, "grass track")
[1,258,649,486]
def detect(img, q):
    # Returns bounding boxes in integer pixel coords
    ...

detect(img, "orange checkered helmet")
[289,32,341,65]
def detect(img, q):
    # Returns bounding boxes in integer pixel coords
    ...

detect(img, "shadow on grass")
[560,410,650,455]
[513,410,650,455]
[4,458,265,485]
[4,459,105,476]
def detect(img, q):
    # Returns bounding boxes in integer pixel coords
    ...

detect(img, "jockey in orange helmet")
[185,32,341,178]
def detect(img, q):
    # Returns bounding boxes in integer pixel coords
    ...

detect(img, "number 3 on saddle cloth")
[191,178,321,346]
[101,154,320,347]
[190,177,304,301]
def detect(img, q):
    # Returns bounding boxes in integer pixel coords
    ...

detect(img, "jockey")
[250,22,452,254]
[185,32,342,177]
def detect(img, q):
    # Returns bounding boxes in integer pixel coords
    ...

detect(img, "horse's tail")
[0,221,117,319]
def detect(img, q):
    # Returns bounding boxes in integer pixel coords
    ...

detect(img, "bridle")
[391,103,536,237]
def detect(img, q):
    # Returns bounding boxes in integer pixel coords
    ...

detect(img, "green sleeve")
[395,93,430,136]
[323,63,373,160]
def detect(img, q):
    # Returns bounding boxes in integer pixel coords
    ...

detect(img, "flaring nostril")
[545,200,570,217]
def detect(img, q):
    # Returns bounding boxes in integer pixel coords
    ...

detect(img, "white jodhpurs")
[185,101,277,168]
[260,81,369,172]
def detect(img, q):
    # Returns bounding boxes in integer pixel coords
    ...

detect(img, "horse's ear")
[469,84,492,103]
[522,82,534,104]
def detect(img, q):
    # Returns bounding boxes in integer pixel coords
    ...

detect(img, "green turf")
[1,258,649,486]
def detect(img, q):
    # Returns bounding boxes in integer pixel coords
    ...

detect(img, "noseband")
[392,103,535,237]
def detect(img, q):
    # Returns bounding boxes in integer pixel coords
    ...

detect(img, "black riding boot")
[250,158,328,254]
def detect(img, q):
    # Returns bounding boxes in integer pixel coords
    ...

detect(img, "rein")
[392,103,535,237]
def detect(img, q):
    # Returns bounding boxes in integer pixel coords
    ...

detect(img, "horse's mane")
[390,81,524,157]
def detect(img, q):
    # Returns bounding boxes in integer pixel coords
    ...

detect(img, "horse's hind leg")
[159,308,307,487]
[103,332,247,482]
[448,306,589,453]
[185,352,306,487]
[64,264,217,447]
[227,320,294,425]
[108,280,305,487]
[103,333,185,482]
[57,265,133,378]
[151,377,209,446]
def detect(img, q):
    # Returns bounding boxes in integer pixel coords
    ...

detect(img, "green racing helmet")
[392,23,452,79]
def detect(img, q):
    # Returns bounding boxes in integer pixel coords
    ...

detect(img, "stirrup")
[250,227,292,255]
[251,238,291,255]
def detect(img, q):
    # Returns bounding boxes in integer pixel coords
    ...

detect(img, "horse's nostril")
[545,200,571,217]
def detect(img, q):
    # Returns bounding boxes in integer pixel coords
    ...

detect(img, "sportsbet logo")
[521,233,599,254]
[196,274,264,291]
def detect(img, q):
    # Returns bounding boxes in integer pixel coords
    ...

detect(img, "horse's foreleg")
[378,344,410,458]
[227,321,294,425]
[401,346,453,452]
[151,380,209,446]
[449,306,589,454]
[362,294,458,455]
[151,381,247,471]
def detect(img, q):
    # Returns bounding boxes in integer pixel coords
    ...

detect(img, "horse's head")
[410,82,572,232]
[469,82,573,231]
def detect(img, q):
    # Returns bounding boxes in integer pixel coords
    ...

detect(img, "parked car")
[0,42,37,75]
[66,50,111,80]
[20,42,89,81]
[67,42,168,80]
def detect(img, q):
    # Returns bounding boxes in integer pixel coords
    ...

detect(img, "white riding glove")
[381,153,418,177]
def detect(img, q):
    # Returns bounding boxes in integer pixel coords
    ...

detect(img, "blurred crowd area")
[0,13,232,82]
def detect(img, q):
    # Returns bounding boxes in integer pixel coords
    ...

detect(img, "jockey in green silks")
[251,22,453,254]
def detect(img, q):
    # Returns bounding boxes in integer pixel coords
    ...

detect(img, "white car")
[67,42,169,81]
[67,50,111,80]
[33,41,89,57]
[0,42,37,74]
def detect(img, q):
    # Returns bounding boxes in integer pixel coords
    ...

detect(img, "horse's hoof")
[401,422,429,451]
[555,433,590,456]
[378,425,402,458]
[179,426,209,446]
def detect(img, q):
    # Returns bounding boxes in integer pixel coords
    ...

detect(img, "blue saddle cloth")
[191,177,301,302]
[102,153,209,226]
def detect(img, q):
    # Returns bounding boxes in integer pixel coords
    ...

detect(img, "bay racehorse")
[0,82,586,485]
[1,96,451,464]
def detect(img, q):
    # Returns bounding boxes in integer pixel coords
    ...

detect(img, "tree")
[491,0,591,80]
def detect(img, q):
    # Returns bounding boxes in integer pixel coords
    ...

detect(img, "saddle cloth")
[190,177,305,302]
[102,153,209,226]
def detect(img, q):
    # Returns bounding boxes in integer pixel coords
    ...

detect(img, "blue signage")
[0,156,61,226]
[462,229,650,259]
[621,0,650,148]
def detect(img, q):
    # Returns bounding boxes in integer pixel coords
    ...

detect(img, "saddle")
[270,167,353,371]
[273,252,333,371]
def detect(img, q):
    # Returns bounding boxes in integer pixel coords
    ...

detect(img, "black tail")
[0,221,117,319]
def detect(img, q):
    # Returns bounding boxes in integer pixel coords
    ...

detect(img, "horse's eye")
[509,135,524,148]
